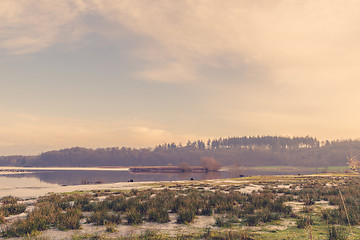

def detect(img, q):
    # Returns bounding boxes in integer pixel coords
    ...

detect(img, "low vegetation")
[2,174,360,239]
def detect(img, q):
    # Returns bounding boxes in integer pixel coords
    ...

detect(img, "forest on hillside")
[0,136,359,168]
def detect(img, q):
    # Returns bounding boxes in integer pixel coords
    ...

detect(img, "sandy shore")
[0,180,162,199]
[0,178,259,199]
[2,174,358,239]
[0,167,130,172]
[0,171,32,176]
[0,178,264,239]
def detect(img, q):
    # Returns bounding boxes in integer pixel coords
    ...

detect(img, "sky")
[1,0,360,155]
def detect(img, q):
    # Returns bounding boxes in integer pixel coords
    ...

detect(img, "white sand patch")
[326,183,336,188]
[17,199,37,205]
[314,200,339,211]
[208,179,249,184]
[42,226,99,240]
[284,201,304,213]
[191,215,215,229]
[96,196,108,202]
[4,212,27,223]
[3,205,35,224]
[0,170,32,175]
[264,219,296,231]
[0,181,158,199]
[38,213,215,239]
[242,225,262,231]
[0,167,130,172]
[237,185,263,194]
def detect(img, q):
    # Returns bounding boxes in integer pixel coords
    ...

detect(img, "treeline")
[155,136,320,150]
[0,136,359,167]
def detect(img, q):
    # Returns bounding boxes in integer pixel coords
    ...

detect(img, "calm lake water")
[0,167,318,188]
[0,167,321,198]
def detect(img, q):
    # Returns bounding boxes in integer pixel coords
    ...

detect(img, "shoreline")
[0,180,160,199]
[1,173,360,239]
[0,172,351,199]
[0,166,130,172]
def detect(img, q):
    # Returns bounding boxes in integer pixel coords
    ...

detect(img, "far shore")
[0,166,130,172]
[0,170,32,175]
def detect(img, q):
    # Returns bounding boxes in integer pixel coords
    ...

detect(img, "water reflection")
[0,176,59,189]
[3,170,228,186]
[1,168,317,188]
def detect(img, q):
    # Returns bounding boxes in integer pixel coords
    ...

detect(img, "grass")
[248,165,351,172]
[3,173,360,238]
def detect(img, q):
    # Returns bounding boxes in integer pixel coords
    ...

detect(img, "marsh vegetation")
[1,174,360,239]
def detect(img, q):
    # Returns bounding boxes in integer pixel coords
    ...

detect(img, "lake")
[0,166,319,198]
[0,167,237,185]
[0,167,324,198]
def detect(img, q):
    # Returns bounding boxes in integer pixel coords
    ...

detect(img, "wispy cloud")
[0,0,89,54]
[2,1,360,83]
[2,1,360,149]
[92,0,360,85]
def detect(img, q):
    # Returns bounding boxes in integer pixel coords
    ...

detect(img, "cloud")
[91,0,360,84]
[2,0,360,83]
[0,0,89,54]
[2,1,360,142]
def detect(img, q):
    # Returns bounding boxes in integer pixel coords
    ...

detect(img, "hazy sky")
[1,0,360,155]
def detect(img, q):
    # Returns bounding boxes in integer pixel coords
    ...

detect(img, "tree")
[201,157,221,171]
[347,156,360,173]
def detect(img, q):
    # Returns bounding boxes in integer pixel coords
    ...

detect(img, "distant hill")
[0,136,359,168]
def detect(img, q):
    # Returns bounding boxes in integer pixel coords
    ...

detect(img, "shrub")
[171,195,196,213]
[199,203,213,216]
[147,207,170,223]
[177,208,196,224]
[269,199,292,215]
[1,196,18,205]
[1,200,83,237]
[82,202,97,212]
[245,215,259,226]
[203,229,253,240]
[57,207,82,230]
[323,208,360,226]
[88,210,122,225]
[297,217,313,229]
[137,229,168,240]
[215,215,238,228]
[239,204,255,217]
[305,195,315,205]
[106,195,128,212]
[105,223,117,233]
[1,204,27,217]
[126,208,143,225]
[302,206,312,213]
[1,205,56,237]
[328,226,348,240]
[257,209,280,223]
[0,211,4,224]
